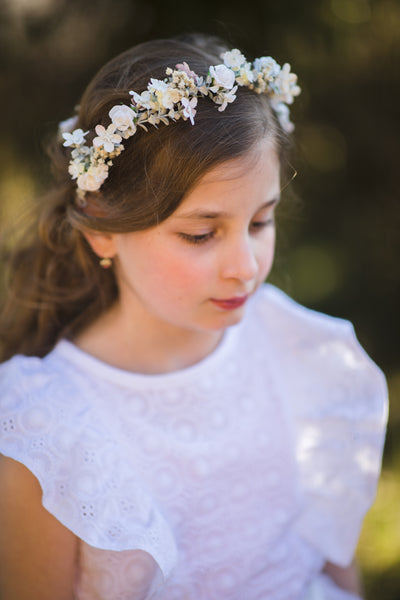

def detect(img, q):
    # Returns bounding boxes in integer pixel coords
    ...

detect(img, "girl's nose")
[220,235,258,282]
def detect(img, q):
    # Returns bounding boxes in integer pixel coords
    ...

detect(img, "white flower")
[221,49,246,70]
[181,96,197,124]
[77,164,109,191]
[93,124,122,153]
[68,160,84,179]
[253,56,280,80]
[62,128,88,147]
[271,101,294,133]
[109,105,136,131]
[163,87,183,109]
[209,64,236,90]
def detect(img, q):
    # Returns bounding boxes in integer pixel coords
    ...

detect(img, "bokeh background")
[0,0,399,597]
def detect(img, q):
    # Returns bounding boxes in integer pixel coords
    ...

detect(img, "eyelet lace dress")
[0,285,388,600]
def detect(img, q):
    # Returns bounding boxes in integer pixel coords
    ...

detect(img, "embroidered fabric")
[0,285,388,600]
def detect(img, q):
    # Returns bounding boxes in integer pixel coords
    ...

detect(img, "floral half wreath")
[60,49,301,199]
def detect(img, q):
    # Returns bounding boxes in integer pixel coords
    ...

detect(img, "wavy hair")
[0,34,292,361]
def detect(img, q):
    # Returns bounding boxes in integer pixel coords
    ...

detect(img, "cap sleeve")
[288,319,388,565]
[0,355,178,580]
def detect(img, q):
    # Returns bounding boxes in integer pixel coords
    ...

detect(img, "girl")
[0,35,387,600]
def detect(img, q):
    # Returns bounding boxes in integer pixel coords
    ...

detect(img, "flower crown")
[61,49,301,196]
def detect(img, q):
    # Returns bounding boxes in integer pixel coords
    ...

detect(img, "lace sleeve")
[0,355,178,581]
[289,320,388,565]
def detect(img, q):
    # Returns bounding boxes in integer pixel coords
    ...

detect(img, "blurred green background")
[0,0,399,597]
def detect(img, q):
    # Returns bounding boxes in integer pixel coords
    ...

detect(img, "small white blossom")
[271,101,294,132]
[181,96,197,124]
[68,160,84,179]
[71,145,90,160]
[93,124,122,153]
[209,64,236,90]
[62,128,88,147]
[253,56,280,80]
[130,90,155,110]
[221,49,246,70]
[109,105,136,131]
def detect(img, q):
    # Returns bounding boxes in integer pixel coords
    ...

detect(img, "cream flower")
[77,164,109,191]
[235,64,254,86]
[109,105,136,131]
[148,79,182,110]
[214,87,238,112]
[274,63,301,104]
[93,124,122,153]
[221,49,246,70]
[209,64,236,90]
[62,128,88,147]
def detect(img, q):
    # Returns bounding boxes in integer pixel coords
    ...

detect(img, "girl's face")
[90,140,280,341]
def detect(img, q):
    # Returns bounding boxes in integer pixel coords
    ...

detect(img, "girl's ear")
[81,230,117,260]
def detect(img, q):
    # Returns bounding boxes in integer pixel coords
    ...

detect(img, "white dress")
[0,285,388,600]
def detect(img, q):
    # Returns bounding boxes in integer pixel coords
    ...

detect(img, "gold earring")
[99,257,112,269]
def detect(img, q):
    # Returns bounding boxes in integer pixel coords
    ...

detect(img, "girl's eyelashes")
[177,218,275,245]
[251,218,275,230]
[177,231,215,245]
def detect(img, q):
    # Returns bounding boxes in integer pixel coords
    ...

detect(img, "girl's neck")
[73,301,224,375]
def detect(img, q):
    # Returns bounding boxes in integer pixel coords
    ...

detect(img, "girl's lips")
[210,295,249,310]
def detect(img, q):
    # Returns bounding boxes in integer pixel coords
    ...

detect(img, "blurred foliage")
[0,0,399,597]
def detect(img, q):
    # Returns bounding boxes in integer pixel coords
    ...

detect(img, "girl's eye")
[251,218,274,230]
[177,231,215,245]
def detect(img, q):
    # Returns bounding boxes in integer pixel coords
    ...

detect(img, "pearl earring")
[99,257,112,269]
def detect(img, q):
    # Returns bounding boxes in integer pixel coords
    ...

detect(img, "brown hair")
[0,34,292,361]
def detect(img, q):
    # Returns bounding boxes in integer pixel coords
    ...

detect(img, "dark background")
[0,0,399,597]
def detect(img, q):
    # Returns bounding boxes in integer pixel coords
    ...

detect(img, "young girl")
[0,34,387,600]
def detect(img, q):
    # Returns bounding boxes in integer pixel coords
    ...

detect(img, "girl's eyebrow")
[175,197,280,220]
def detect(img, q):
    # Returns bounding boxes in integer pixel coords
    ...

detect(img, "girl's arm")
[323,560,362,596]
[0,455,78,600]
